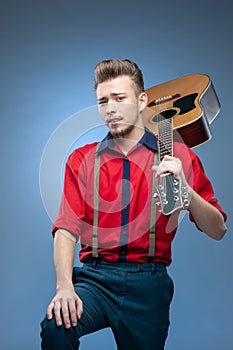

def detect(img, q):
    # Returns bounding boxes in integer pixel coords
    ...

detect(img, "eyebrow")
[97,92,127,102]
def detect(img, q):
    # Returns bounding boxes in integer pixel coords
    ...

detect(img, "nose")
[106,101,117,115]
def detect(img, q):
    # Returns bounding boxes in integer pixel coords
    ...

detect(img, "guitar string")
[158,117,173,204]
[157,106,182,212]
[151,97,181,213]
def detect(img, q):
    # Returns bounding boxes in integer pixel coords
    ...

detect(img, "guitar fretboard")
[157,116,173,161]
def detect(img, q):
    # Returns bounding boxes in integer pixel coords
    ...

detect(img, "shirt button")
[123,205,128,210]
[122,230,127,235]
[121,250,126,255]
[124,180,128,185]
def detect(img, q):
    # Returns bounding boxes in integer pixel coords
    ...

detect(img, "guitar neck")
[157,116,173,161]
[156,115,183,216]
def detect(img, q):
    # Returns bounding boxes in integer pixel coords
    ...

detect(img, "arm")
[153,155,227,240]
[185,186,227,240]
[46,230,83,329]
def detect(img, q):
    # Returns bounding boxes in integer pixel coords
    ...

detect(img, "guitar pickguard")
[173,93,198,115]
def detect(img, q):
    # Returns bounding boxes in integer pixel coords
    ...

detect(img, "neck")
[113,126,145,154]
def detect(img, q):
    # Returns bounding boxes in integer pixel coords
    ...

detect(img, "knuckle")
[67,296,74,303]
[63,313,69,320]
[54,305,59,312]
[70,309,76,315]
[54,301,60,309]
[62,309,69,318]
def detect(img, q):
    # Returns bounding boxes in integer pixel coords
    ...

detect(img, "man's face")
[96,75,145,138]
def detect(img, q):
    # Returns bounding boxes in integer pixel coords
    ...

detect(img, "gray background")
[1,0,232,349]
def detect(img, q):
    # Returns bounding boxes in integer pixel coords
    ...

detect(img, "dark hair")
[93,59,144,96]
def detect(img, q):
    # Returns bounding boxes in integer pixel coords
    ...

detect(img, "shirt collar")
[96,128,158,154]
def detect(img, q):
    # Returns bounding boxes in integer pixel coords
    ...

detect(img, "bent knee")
[40,316,80,349]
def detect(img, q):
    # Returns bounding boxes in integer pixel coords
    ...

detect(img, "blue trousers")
[40,260,174,350]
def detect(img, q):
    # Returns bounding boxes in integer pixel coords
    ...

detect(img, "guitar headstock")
[154,173,183,216]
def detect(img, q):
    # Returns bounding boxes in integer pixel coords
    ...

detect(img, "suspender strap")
[92,143,101,258]
[148,152,159,258]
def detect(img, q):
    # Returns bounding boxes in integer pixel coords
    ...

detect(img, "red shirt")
[53,130,227,265]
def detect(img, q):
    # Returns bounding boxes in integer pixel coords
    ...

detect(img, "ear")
[138,92,148,112]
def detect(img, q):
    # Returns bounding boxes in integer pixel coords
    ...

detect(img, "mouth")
[107,117,123,127]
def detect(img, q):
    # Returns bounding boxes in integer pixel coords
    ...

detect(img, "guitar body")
[143,74,220,148]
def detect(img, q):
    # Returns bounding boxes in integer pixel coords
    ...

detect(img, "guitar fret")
[156,115,183,215]
[158,117,173,160]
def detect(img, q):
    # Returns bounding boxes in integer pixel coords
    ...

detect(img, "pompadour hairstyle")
[93,59,144,96]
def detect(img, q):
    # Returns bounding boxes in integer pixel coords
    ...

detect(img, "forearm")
[152,155,227,240]
[188,186,227,240]
[54,229,76,291]
[47,230,82,328]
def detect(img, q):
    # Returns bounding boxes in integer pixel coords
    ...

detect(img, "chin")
[110,124,134,138]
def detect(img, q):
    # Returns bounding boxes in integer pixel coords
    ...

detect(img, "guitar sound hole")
[151,108,178,122]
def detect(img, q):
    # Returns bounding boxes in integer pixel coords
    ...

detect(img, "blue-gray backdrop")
[1,0,232,349]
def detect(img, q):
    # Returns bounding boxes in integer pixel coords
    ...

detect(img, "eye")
[98,100,107,105]
[117,96,126,102]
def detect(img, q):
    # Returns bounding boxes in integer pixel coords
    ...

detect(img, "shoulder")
[173,141,201,163]
[173,142,206,176]
[173,141,197,159]
[67,142,99,168]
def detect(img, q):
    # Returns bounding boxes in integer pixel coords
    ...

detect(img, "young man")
[40,59,227,350]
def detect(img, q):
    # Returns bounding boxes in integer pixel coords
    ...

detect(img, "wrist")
[56,280,74,292]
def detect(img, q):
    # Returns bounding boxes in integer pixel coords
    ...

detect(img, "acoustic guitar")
[143,74,220,215]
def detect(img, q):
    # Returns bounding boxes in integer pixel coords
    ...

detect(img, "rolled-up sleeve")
[188,151,227,226]
[52,150,87,239]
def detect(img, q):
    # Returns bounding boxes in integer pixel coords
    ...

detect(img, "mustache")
[105,116,123,123]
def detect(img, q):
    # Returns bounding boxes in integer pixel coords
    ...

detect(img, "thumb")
[152,165,159,176]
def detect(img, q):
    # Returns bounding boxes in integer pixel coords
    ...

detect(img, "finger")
[67,298,78,327]
[152,165,158,175]
[61,300,72,329]
[46,301,55,320]
[156,163,171,176]
[160,160,179,174]
[163,155,173,160]
[76,297,83,319]
[54,300,63,327]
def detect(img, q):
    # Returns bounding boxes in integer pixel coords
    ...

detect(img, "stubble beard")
[110,123,135,139]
